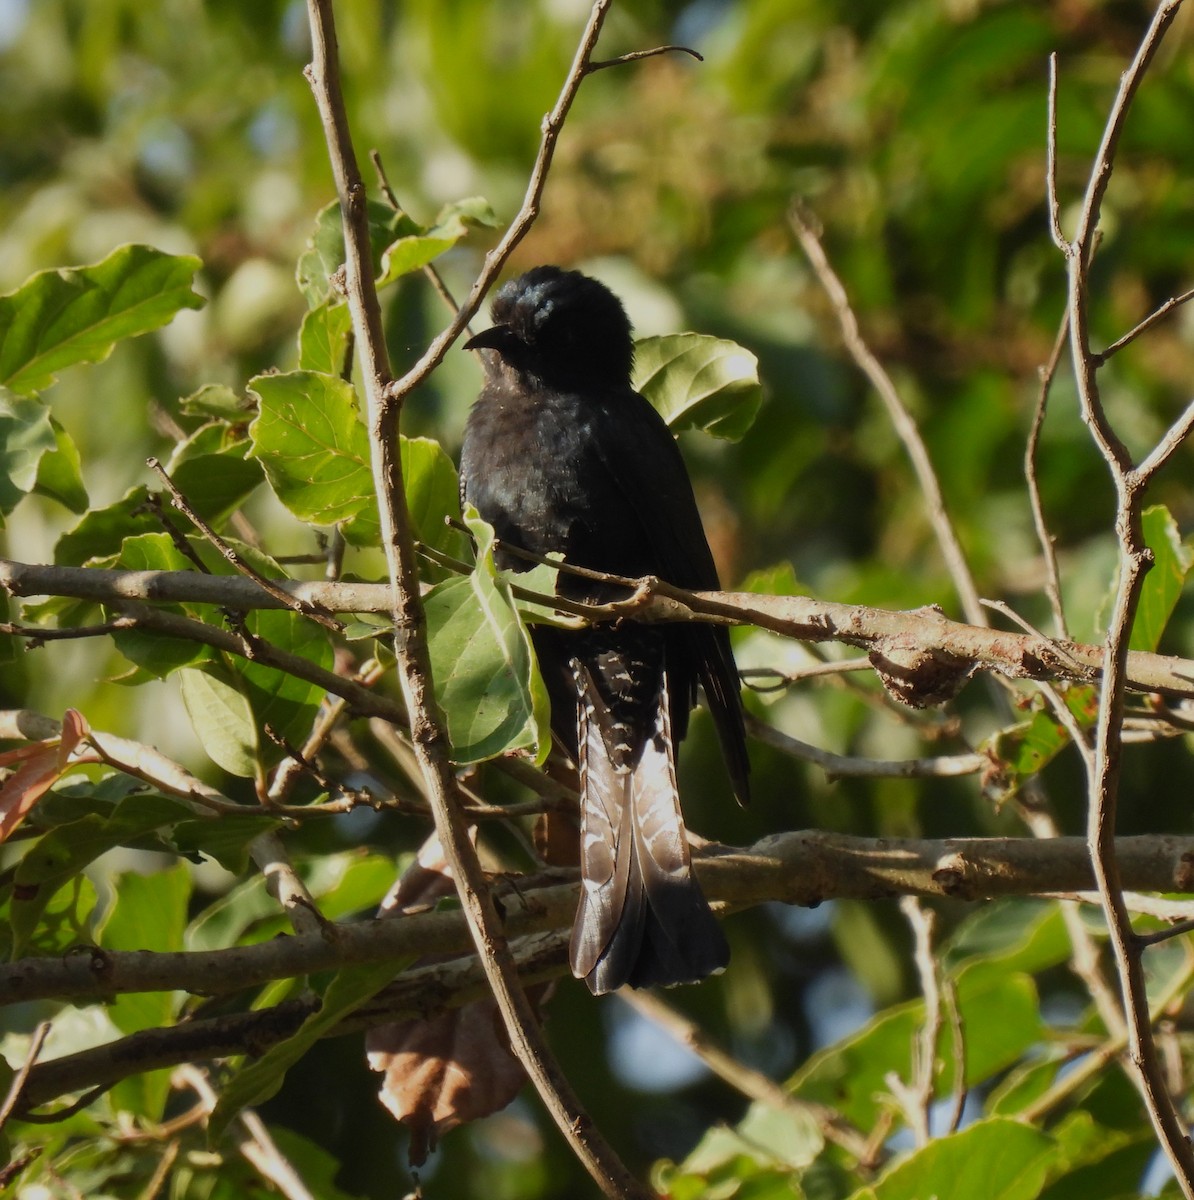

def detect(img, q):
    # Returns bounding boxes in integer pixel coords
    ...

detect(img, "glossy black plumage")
[459,266,748,994]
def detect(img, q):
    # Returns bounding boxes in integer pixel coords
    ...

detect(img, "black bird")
[460,266,749,994]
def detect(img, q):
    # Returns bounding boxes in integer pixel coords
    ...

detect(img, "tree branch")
[7,561,1194,698]
[5,831,1194,1010]
[1055,2,1194,1190]
[302,3,646,1195]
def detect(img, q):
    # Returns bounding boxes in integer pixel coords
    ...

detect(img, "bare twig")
[1094,286,1194,363]
[1054,2,1194,1190]
[788,200,985,628]
[146,457,342,633]
[746,714,985,780]
[586,44,703,72]
[942,977,967,1134]
[379,0,619,407]
[0,1021,51,1132]
[888,898,940,1145]
[1024,311,1072,638]
[1046,53,1066,251]
[620,990,874,1165]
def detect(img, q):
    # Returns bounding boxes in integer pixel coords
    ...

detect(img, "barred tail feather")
[569,664,729,995]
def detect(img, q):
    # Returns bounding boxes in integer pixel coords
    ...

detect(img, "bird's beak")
[464,324,519,354]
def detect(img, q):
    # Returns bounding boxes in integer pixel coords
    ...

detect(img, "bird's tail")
[568,663,729,994]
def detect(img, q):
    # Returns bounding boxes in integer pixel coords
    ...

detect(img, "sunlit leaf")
[849,1118,1055,1200]
[634,333,762,441]
[376,196,498,288]
[0,245,204,395]
[298,298,354,374]
[247,370,375,529]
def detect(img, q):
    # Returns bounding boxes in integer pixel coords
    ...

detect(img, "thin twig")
[746,714,985,780]
[1057,3,1194,1191]
[1094,286,1194,363]
[889,897,940,1145]
[788,200,985,628]
[146,457,343,633]
[942,977,967,1134]
[0,1021,51,1132]
[1024,310,1072,638]
[620,990,875,1166]
[586,44,703,72]
[1046,53,1066,251]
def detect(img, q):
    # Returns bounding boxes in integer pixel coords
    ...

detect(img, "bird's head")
[464,266,634,391]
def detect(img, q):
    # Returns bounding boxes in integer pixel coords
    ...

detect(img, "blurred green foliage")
[3,1,1194,1198]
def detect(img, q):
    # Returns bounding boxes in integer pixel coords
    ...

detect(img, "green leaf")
[1130,504,1194,651]
[375,196,498,288]
[170,812,281,874]
[105,532,215,676]
[849,1118,1055,1200]
[0,245,204,395]
[9,793,193,957]
[209,956,406,1142]
[33,417,89,513]
[789,961,1043,1130]
[424,509,551,763]
[0,390,56,521]
[167,434,263,528]
[297,299,354,374]
[296,199,402,307]
[634,333,763,441]
[179,665,259,777]
[985,687,1097,785]
[179,383,249,420]
[54,485,162,566]
[944,899,1071,976]
[99,865,190,1034]
[247,370,375,529]
[400,435,463,558]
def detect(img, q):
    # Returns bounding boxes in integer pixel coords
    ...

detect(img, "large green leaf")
[634,333,762,441]
[247,370,375,529]
[849,1118,1056,1200]
[424,510,551,763]
[0,245,204,395]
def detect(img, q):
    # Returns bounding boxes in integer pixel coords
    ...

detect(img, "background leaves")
[2,3,1194,1200]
